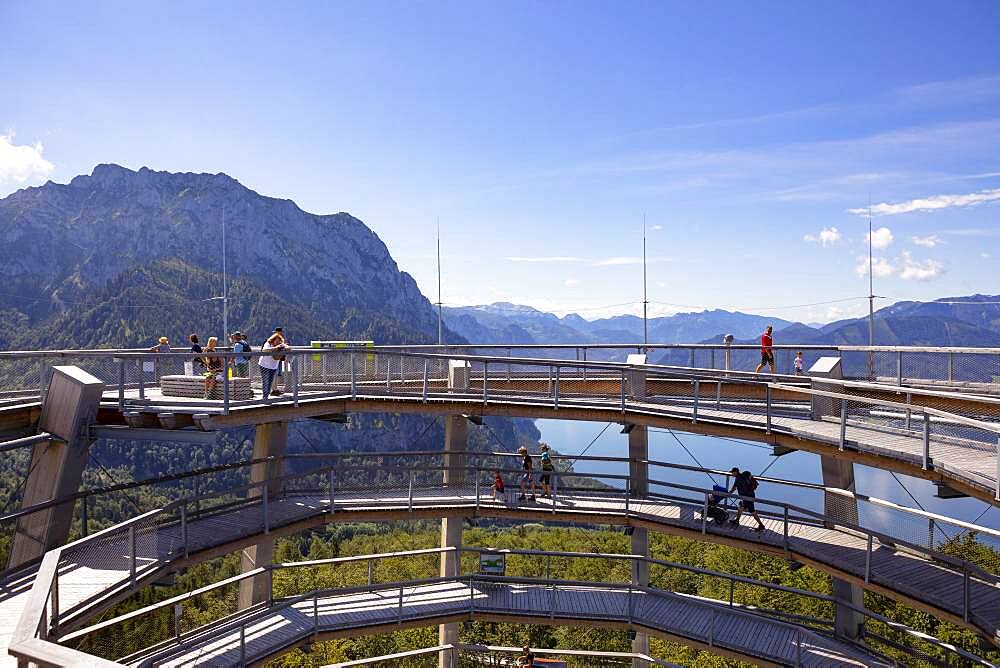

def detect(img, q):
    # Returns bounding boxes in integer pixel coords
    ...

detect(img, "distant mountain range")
[445,295,1000,351]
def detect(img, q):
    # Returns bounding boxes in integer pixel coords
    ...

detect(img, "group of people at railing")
[149,327,292,399]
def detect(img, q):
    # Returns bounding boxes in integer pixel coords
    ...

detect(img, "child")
[539,443,555,498]
[492,470,505,501]
[794,351,804,375]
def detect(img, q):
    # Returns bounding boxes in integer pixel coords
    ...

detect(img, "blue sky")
[2,1,998,323]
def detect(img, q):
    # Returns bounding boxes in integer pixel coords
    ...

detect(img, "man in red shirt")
[754,325,776,375]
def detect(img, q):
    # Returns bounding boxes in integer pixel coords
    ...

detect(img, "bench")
[159,375,255,400]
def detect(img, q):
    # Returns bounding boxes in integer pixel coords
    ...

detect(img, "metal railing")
[321,643,681,667]
[8,450,1000,666]
[58,547,992,667]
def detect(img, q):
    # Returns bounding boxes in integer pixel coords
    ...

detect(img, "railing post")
[620,370,626,413]
[582,348,587,382]
[368,560,374,589]
[421,360,429,403]
[118,359,125,410]
[266,567,273,607]
[905,392,912,430]
[174,603,182,641]
[947,352,954,382]
[710,348,715,369]
[688,348,695,368]
[129,524,137,589]
[796,627,803,667]
[715,380,722,410]
[765,385,772,433]
[839,399,847,451]
[181,503,188,559]
[482,361,489,404]
[692,380,699,423]
[896,351,903,386]
[81,495,89,538]
[708,607,715,647]
[962,566,972,622]
[328,469,336,513]
[996,435,999,502]
[922,412,931,470]
[292,355,299,407]
[702,491,709,535]
[262,484,270,534]
[728,577,734,607]
[350,352,357,400]
[408,470,414,511]
[386,358,391,393]
[222,355,230,415]
[475,466,480,511]
[553,366,560,409]
[398,585,404,623]
[313,593,319,637]
[240,624,246,666]
[50,568,59,636]
[783,506,789,555]
[506,347,511,382]
[865,534,872,583]
[137,359,145,400]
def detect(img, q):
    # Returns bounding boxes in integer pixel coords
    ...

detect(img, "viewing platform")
[0,343,996,666]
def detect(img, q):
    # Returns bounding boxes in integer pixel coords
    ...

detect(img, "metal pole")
[620,370,626,413]
[963,567,971,623]
[728,578,734,607]
[422,360,429,403]
[181,503,189,558]
[129,524,136,588]
[642,216,648,351]
[783,506,789,554]
[262,484,270,534]
[702,492,709,535]
[137,360,145,400]
[408,471,414,511]
[222,355,230,415]
[839,399,847,451]
[482,361,489,404]
[50,569,59,636]
[553,366,560,409]
[81,496,88,538]
[896,351,903,386]
[292,355,299,407]
[922,412,931,470]
[692,380,699,423]
[118,359,125,410]
[765,386,772,433]
[240,624,246,666]
[865,534,872,583]
[350,352,357,400]
[328,469,336,513]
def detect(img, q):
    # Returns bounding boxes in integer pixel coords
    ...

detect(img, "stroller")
[706,484,731,525]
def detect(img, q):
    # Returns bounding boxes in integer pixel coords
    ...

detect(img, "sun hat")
[158,336,168,344]
[517,446,528,453]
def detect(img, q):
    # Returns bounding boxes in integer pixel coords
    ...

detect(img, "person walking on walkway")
[539,443,555,498]
[492,469,505,501]
[259,330,287,398]
[729,467,765,531]
[754,325,776,376]
[516,647,536,667]
[794,350,804,375]
[518,446,537,502]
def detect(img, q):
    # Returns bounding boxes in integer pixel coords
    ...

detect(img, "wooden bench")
[159,375,254,400]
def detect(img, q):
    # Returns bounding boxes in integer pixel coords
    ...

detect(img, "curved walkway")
[125,579,885,668]
[15,484,999,649]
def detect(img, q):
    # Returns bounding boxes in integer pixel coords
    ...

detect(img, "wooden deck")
[133,580,884,667]
[2,485,996,668]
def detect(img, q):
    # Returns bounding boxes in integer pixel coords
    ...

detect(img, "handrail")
[61,546,992,666]
[323,643,681,668]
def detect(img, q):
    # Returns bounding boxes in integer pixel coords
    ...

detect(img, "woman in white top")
[258,332,285,398]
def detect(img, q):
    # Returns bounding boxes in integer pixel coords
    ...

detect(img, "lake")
[536,418,998,529]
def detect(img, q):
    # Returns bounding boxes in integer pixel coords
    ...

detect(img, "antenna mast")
[642,213,648,352]
[222,205,228,339]
[867,196,875,378]
[436,219,443,346]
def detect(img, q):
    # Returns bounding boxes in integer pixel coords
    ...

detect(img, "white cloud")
[648,224,664,231]
[911,234,942,247]
[898,251,945,281]
[856,256,896,278]
[503,256,583,263]
[563,278,579,287]
[849,188,1000,216]
[865,226,894,249]
[596,256,642,266]
[803,226,841,246]
[981,252,991,259]
[0,132,54,184]
[854,251,945,281]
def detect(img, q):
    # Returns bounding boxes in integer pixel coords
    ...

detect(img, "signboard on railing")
[311,341,375,363]
[479,553,505,576]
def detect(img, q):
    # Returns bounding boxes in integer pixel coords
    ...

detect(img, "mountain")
[444,303,793,347]
[0,164,453,348]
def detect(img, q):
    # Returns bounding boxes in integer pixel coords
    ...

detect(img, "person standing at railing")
[258,330,288,398]
[203,337,225,400]
[794,350,804,375]
[231,331,251,377]
[492,469,505,500]
[518,446,537,502]
[148,336,171,380]
[754,325,776,376]
[516,647,536,667]
[539,443,555,498]
[729,467,765,531]
[189,334,205,374]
